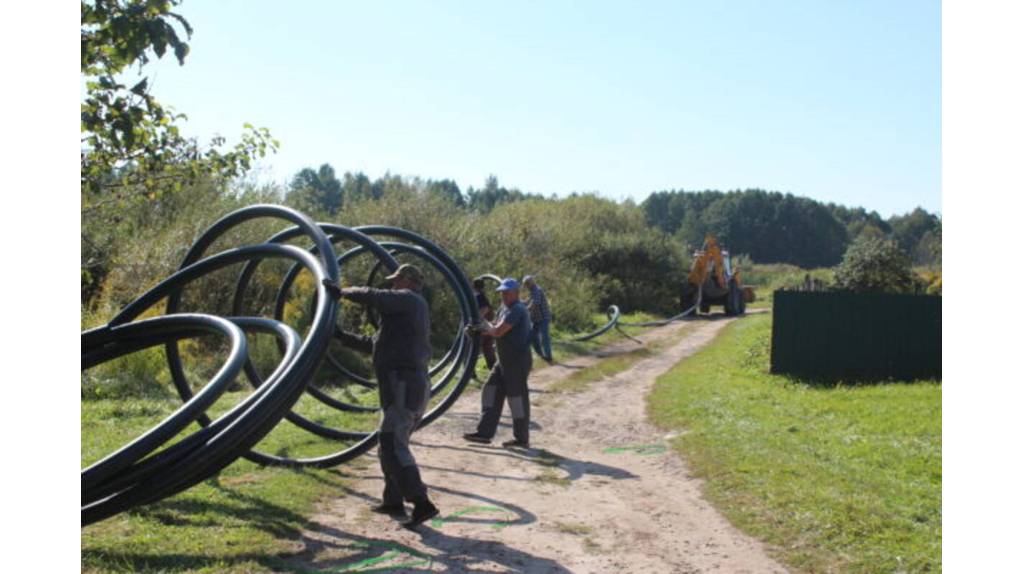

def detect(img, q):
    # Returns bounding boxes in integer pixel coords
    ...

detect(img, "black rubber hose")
[572,305,622,342]
[323,241,468,391]
[83,205,341,525]
[192,222,476,468]
[223,229,478,466]
[162,206,341,427]
[354,226,480,431]
[81,314,248,499]
[81,204,481,522]
[617,285,703,327]
[82,315,302,524]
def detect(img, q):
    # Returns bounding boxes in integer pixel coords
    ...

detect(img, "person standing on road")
[472,278,497,372]
[523,275,553,363]
[337,263,440,529]
[463,277,534,448]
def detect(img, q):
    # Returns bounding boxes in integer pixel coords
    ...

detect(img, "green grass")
[81,387,382,574]
[742,263,835,308]
[648,314,940,573]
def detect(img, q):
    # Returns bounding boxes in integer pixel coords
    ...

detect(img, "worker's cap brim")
[496,278,520,292]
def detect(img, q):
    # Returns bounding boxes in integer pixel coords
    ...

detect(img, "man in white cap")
[338,263,439,528]
[463,277,534,447]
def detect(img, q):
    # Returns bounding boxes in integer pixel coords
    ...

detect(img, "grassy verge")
[81,388,380,574]
[648,313,940,573]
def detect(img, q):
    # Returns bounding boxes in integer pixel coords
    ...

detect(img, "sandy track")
[287,314,786,573]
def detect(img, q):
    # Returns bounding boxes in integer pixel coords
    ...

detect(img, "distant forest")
[286,165,941,270]
[642,189,940,268]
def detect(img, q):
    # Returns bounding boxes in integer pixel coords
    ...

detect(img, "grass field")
[80,386,384,574]
[648,313,941,573]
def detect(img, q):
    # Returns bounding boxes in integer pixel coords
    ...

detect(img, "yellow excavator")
[680,234,755,316]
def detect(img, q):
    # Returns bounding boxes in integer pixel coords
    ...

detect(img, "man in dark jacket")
[338,264,439,528]
[463,277,534,448]
[472,278,497,371]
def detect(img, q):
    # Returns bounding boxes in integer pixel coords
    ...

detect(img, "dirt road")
[288,314,787,573]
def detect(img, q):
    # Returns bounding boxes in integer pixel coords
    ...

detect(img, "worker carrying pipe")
[336,263,440,528]
[464,277,534,448]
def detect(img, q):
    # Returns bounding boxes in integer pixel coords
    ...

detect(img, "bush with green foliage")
[84,174,691,335]
[832,237,923,294]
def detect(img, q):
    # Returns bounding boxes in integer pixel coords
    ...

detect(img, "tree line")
[642,189,940,269]
[287,168,942,271]
[286,167,545,217]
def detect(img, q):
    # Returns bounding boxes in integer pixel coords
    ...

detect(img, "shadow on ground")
[410,442,637,483]
[287,484,571,573]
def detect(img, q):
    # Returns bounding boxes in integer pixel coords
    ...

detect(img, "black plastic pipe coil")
[81,205,480,526]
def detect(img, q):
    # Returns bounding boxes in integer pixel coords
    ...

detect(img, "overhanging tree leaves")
[81,0,278,300]
[81,0,278,210]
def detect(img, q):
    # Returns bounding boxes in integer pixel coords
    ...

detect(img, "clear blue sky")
[136,0,940,217]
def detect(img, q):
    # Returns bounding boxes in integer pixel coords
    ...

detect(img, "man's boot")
[402,498,439,530]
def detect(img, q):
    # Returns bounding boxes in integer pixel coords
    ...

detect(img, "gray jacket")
[339,287,432,373]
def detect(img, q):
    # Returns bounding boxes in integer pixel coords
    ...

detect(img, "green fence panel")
[770,291,941,380]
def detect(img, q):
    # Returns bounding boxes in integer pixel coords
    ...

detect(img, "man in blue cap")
[463,277,534,447]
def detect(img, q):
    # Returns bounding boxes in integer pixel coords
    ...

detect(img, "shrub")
[832,237,920,294]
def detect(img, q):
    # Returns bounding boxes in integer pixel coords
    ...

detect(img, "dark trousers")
[378,369,429,505]
[530,318,552,360]
[480,334,497,370]
[476,362,531,443]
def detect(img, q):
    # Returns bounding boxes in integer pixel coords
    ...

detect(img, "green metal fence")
[770,291,941,380]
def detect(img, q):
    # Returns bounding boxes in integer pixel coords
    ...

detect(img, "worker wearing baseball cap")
[463,277,534,448]
[336,263,439,528]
